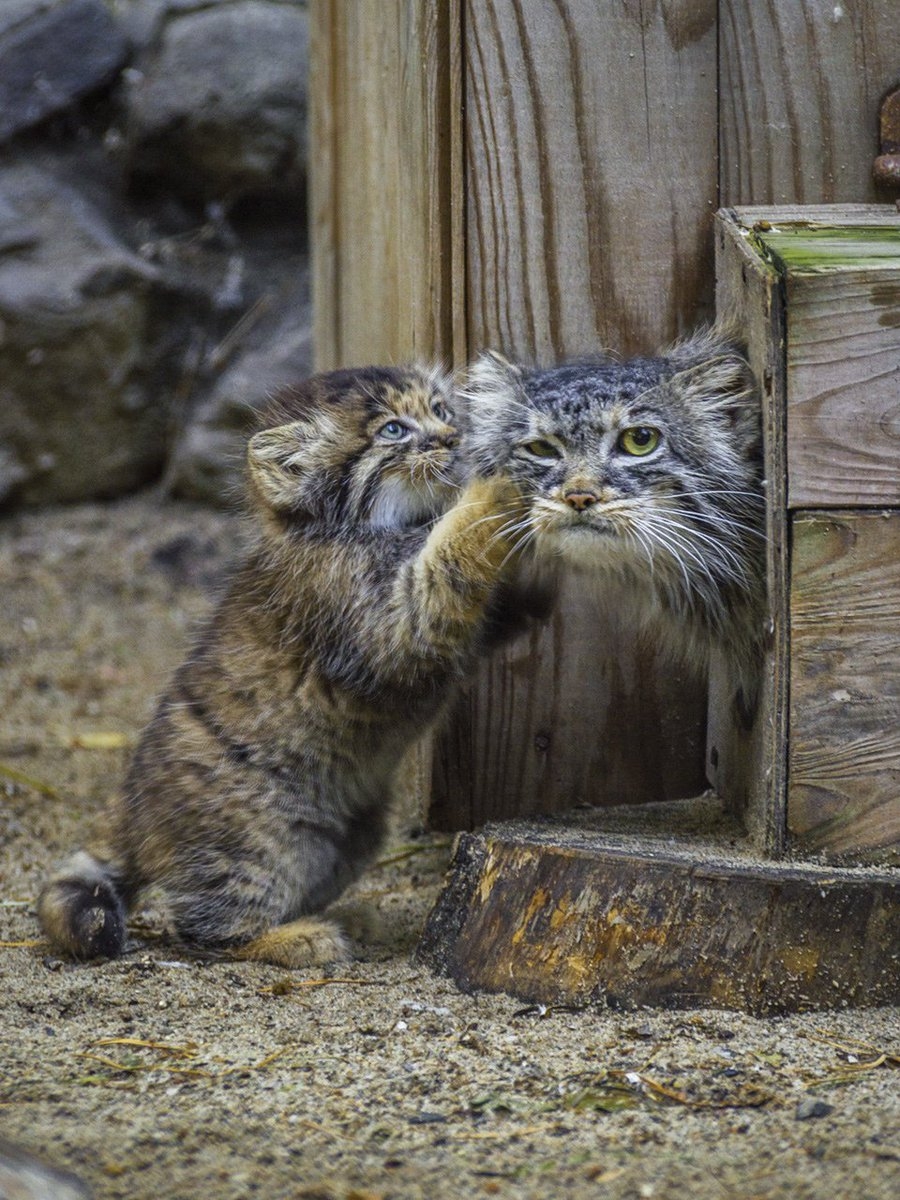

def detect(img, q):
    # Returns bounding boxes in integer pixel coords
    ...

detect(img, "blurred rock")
[123,0,309,208]
[0,0,128,142]
[0,162,164,506]
[0,1135,92,1200]
[167,293,313,506]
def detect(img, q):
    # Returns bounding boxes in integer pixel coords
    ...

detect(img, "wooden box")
[419,208,900,1012]
[710,205,900,865]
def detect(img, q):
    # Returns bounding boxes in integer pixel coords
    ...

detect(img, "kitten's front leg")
[412,474,529,632]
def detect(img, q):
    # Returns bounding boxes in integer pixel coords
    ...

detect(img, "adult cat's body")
[40,366,525,967]
[464,329,766,702]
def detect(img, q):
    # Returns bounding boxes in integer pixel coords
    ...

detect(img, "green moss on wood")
[750,225,900,274]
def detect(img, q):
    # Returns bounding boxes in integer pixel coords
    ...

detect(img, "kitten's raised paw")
[462,473,523,511]
[231,917,350,969]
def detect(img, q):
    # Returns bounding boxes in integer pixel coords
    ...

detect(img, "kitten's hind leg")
[230,917,351,968]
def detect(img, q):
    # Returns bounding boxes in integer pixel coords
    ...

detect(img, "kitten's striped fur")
[39,365,526,966]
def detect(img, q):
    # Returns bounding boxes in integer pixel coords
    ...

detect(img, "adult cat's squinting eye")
[618,427,661,456]
[522,438,563,460]
[378,420,411,441]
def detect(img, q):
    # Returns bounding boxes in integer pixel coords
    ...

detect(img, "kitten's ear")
[666,327,756,413]
[247,422,312,512]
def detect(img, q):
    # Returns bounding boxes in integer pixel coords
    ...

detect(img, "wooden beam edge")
[416,826,900,1015]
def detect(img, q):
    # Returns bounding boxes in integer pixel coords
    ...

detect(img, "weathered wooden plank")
[308,0,463,827]
[431,578,706,829]
[707,209,788,855]
[784,263,900,508]
[464,0,718,359]
[719,0,900,205]
[789,511,900,863]
[309,0,462,369]
[431,0,718,826]
[735,204,900,227]
[417,820,900,1014]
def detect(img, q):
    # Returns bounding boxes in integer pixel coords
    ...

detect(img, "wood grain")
[418,822,900,1013]
[785,264,900,508]
[707,210,789,855]
[309,0,462,370]
[464,0,719,360]
[431,578,707,829]
[789,511,900,863]
[431,0,719,825]
[719,0,900,206]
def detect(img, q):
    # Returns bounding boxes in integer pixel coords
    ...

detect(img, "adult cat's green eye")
[378,420,410,441]
[522,438,562,460]
[618,426,660,456]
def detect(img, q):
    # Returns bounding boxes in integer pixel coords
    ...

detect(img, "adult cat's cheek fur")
[463,327,767,687]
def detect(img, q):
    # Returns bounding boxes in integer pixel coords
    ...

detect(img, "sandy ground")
[1,495,898,1200]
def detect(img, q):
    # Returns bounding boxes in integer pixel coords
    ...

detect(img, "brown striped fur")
[39,365,527,967]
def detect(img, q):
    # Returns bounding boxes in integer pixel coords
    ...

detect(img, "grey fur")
[463,328,767,701]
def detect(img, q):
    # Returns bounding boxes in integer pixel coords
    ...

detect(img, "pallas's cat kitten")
[40,365,525,967]
[464,329,766,698]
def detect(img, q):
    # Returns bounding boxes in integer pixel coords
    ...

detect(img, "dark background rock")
[0,162,163,505]
[123,0,309,209]
[0,0,129,142]
[167,282,313,505]
[0,0,312,511]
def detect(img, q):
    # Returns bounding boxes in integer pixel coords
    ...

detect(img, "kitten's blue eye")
[378,420,411,441]
[522,438,562,460]
[432,399,451,422]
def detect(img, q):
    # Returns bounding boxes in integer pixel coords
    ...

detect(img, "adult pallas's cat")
[40,365,525,967]
[463,329,766,710]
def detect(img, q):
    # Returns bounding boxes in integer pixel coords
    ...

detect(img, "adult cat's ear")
[461,351,527,474]
[666,327,756,414]
[466,349,524,399]
[247,422,314,512]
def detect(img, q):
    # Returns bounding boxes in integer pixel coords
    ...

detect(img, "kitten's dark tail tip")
[38,851,127,960]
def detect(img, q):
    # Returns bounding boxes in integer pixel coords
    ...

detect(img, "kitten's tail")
[38,849,129,960]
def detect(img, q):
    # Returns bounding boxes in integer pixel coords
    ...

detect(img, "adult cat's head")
[247,364,460,530]
[464,329,764,634]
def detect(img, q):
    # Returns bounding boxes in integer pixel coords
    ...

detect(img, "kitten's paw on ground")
[327,900,386,945]
[232,918,351,968]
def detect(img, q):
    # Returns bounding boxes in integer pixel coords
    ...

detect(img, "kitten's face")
[247,365,460,529]
[465,333,763,592]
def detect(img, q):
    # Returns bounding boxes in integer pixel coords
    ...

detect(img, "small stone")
[796,1096,834,1120]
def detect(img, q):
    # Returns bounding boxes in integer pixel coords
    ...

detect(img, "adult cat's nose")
[563,490,599,512]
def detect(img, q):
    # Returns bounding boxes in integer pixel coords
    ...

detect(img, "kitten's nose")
[564,490,599,512]
[422,432,459,450]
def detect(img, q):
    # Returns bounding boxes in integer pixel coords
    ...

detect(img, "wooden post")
[430,0,720,826]
[419,207,900,1011]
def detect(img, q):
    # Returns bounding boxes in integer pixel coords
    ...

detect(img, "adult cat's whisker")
[627,525,658,580]
[648,506,760,564]
[498,524,542,571]
[468,503,533,532]
[646,517,749,586]
[644,521,720,587]
[649,509,747,558]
